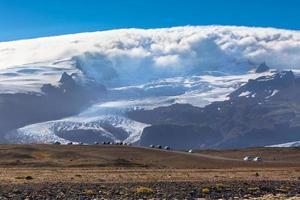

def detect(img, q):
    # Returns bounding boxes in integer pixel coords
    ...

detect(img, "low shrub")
[135,186,154,194]
[25,176,33,180]
[202,187,210,194]
[215,183,226,190]
[83,189,96,195]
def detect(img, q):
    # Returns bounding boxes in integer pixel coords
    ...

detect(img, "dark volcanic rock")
[128,70,300,149]
[127,103,203,126]
[140,124,221,149]
[255,62,270,73]
[0,181,299,199]
[230,70,295,100]
[59,72,76,86]
[0,72,105,143]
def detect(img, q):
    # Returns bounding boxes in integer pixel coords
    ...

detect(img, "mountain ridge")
[128,69,300,149]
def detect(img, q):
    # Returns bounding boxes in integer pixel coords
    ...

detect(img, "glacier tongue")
[9,115,148,144]
[267,141,300,147]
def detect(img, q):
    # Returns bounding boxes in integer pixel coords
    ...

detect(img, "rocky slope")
[0,73,105,143]
[128,70,300,149]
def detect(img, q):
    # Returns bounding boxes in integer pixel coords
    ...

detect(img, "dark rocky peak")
[59,72,73,83]
[230,71,295,100]
[59,72,76,90]
[255,62,270,73]
[274,70,295,85]
[253,70,295,87]
[41,72,77,95]
[41,83,58,95]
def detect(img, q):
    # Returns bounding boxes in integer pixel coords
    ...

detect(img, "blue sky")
[0,0,299,41]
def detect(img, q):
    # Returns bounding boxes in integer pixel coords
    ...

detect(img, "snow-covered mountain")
[9,72,272,144]
[128,70,300,149]
[1,26,300,145]
[1,26,300,91]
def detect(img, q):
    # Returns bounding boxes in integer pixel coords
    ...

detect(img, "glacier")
[268,141,300,147]
[8,71,274,144]
[1,25,300,144]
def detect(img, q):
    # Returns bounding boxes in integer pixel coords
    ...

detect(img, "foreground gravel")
[0,181,299,200]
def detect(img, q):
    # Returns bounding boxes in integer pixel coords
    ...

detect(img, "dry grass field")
[0,144,299,169]
[0,144,299,199]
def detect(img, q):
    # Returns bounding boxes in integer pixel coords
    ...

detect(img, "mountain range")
[128,69,300,149]
[1,26,300,148]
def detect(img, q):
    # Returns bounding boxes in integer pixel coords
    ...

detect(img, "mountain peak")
[59,72,76,90]
[229,70,296,100]
[255,62,270,73]
[59,72,73,83]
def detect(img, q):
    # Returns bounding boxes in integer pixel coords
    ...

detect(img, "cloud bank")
[1,26,300,86]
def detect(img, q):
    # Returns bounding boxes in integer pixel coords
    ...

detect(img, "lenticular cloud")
[1,26,300,86]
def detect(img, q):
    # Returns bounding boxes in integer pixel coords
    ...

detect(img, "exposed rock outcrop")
[128,70,300,149]
[0,73,105,143]
[255,62,270,73]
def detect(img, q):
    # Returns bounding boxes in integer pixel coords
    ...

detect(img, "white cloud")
[1,26,300,86]
[154,55,180,67]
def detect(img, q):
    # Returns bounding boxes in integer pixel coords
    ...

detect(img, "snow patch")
[266,89,279,99]
[267,141,300,147]
[239,91,251,97]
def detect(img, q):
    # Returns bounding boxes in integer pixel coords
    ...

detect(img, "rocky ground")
[0,145,299,199]
[0,181,299,200]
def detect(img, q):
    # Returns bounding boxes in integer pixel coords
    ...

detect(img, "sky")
[0,0,299,42]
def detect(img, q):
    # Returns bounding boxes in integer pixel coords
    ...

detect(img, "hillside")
[128,70,300,149]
